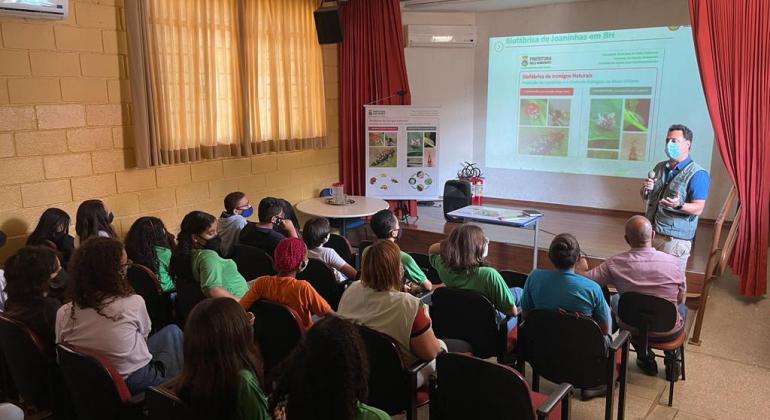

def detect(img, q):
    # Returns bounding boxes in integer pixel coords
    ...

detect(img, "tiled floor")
[397,265,770,420]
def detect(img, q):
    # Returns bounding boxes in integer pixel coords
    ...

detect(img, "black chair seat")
[232,244,276,281]
[248,300,306,378]
[323,233,355,266]
[127,264,174,333]
[500,270,528,289]
[408,252,441,285]
[296,259,344,310]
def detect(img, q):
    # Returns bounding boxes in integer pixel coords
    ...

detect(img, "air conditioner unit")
[0,0,68,20]
[406,25,477,48]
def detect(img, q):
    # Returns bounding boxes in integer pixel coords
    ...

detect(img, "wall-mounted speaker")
[443,180,472,223]
[314,8,343,44]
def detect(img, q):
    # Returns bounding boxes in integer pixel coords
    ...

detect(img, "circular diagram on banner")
[369,173,400,191]
[408,171,433,192]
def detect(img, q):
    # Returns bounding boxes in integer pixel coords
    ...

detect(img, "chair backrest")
[173,276,207,327]
[433,352,536,420]
[407,252,441,285]
[146,386,193,420]
[357,326,409,415]
[296,259,342,310]
[324,233,355,266]
[356,240,374,270]
[57,343,132,420]
[519,309,609,389]
[232,244,276,280]
[249,300,305,375]
[430,287,505,359]
[319,188,332,197]
[499,270,528,289]
[618,292,677,339]
[127,264,173,333]
[0,314,55,408]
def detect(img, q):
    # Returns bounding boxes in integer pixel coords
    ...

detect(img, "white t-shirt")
[56,294,152,378]
[307,246,348,283]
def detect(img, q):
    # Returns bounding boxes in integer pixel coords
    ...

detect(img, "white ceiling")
[400,0,591,12]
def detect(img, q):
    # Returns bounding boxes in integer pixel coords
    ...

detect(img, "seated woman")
[55,238,183,394]
[170,211,249,300]
[26,208,76,268]
[338,240,443,388]
[125,217,176,293]
[178,298,269,420]
[428,224,519,328]
[75,199,117,243]
[3,246,62,355]
[302,217,356,283]
[239,238,332,328]
[271,315,390,420]
[520,233,611,334]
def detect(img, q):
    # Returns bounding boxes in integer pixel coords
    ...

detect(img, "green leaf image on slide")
[623,99,651,132]
[588,99,622,141]
[520,99,548,126]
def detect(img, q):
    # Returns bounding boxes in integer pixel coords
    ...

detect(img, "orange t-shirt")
[239,276,332,327]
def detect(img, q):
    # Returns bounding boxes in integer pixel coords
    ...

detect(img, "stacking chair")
[231,244,276,281]
[146,384,193,420]
[518,310,631,420]
[57,343,144,420]
[407,252,441,285]
[357,326,431,420]
[127,264,174,333]
[355,240,374,270]
[0,314,73,418]
[173,276,206,327]
[248,300,306,378]
[324,233,356,266]
[430,287,510,362]
[296,259,345,310]
[500,269,528,289]
[618,292,686,406]
[430,352,572,420]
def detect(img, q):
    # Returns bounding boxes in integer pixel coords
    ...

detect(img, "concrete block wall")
[0,0,341,262]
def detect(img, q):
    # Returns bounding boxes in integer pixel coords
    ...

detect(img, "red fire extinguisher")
[458,162,484,205]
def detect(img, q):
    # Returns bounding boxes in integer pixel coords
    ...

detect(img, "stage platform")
[395,198,724,296]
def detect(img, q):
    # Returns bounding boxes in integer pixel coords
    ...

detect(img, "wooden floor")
[391,198,723,296]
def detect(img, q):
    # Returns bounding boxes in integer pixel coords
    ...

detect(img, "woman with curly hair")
[125,217,175,292]
[170,211,248,300]
[75,199,116,243]
[55,237,183,394]
[177,298,269,420]
[271,315,389,420]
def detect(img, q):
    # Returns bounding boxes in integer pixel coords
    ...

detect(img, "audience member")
[75,199,116,242]
[171,211,249,300]
[271,316,390,420]
[303,217,357,282]
[370,210,432,292]
[239,197,298,256]
[55,238,183,394]
[275,198,300,238]
[0,231,6,311]
[3,246,62,355]
[240,238,332,328]
[428,225,517,325]
[26,208,76,268]
[219,191,253,257]
[338,240,443,387]
[178,298,269,420]
[581,215,686,380]
[125,217,176,293]
[520,234,611,334]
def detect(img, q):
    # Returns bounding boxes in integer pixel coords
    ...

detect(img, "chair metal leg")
[668,376,674,407]
[617,340,629,420]
[681,345,686,381]
[532,372,540,392]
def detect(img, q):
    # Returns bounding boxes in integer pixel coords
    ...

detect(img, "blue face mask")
[666,141,682,160]
[241,206,254,218]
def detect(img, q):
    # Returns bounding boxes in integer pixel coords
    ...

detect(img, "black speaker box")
[314,8,343,44]
[443,180,472,223]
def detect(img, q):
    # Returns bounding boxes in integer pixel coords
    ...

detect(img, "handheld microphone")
[644,170,656,209]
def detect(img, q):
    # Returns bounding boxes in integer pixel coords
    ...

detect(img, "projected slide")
[485,26,713,178]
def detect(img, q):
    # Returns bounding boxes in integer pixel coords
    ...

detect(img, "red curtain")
[339,0,411,196]
[689,0,770,296]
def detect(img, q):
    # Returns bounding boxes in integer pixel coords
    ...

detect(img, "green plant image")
[623,99,651,132]
[588,99,622,141]
[520,99,548,126]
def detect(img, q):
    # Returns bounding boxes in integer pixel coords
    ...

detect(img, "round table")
[295,196,389,236]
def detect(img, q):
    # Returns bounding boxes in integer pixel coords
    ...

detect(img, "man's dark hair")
[370,209,397,239]
[303,217,331,249]
[224,191,246,214]
[548,233,581,270]
[668,124,693,142]
[257,197,283,223]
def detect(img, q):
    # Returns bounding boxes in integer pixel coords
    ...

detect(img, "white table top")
[295,196,389,219]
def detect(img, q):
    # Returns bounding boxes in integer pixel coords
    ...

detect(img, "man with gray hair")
[579,215,686,381]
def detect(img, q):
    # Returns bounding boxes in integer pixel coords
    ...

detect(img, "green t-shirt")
[154,246,175,293]
[429,253,515,313]
[357,402,390,420]
[400,251,427,285]
[236,370,270,420]
[192,249,249,299]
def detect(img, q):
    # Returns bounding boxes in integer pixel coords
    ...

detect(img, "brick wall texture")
[0,0,341,261]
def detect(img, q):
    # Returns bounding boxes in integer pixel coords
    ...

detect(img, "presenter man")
[640,124,711,274]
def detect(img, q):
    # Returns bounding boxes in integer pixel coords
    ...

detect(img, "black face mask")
[204,236,222,252]
[107,212,115,224]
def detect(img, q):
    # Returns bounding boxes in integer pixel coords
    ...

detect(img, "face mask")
[107,212,115,224]
[666,141,682,160]
[392,228,403,240]
[204,236,222,252]
[482,238,490,259]
[323,234,331,245]
[52,229,66,240]
[241,206,254,218]
[298,260,308,273]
